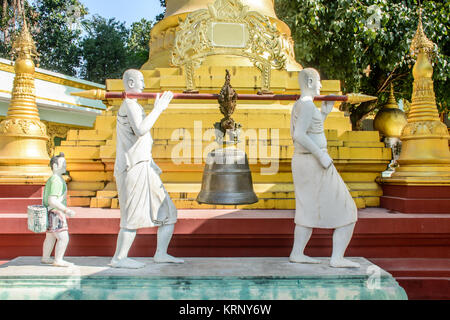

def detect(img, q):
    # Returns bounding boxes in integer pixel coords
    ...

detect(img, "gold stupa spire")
[0,18,52,184]
[384,9,450,185]
[385,84,399,109]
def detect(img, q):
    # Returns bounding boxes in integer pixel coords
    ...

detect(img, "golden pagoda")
[57,0,391,209]
[383,10,450,186]
[0,20,52,184]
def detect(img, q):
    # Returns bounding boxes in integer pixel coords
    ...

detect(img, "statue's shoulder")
[297,99,317,112]
[123,98,140,107]
[121,98,142,112]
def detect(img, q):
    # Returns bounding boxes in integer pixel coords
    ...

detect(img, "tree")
[156,0,165,22]
[127,18,153,69]
[0,0,87,76]
[0,0,33,58]
[30,0,87,76]
[275,0,449,129]
[80,15,129,84]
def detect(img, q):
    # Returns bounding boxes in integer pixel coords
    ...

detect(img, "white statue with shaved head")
[290,68,359,268]
[111,69,183,269]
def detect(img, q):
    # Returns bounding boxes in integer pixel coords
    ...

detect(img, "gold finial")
[346,93,378,105]
[410,8,435,58]
[71,89,107,101]
[11,18,39,62]
[385,83,399,109]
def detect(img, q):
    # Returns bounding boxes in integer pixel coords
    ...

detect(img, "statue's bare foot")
[109,258,146,269]
[53,260,74,267]
[289,254,321,264]
[154,253,184,264]
[330,258,360,268]
[41,258,54,265]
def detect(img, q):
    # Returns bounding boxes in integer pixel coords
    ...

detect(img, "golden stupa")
[56,0,392,209]
[384,10,450,185]
[374,84,407,139]
[0,20,52,184]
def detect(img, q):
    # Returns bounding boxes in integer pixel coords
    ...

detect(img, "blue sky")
[79,0,164,27]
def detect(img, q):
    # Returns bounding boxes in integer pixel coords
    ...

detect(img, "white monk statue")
[41,153,75,267]
[290,68,360,268]
[111,69,184,269]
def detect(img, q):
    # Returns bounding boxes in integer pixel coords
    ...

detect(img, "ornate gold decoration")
[381,10,450,185]
[217,70,240,134]
[410,10,436,58]
[0,118,47,137]
[171,0,287,93]
[42,121,72,156]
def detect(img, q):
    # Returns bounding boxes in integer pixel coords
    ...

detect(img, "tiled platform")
[0,257,407,300]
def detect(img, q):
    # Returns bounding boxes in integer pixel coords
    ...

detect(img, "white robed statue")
[290,68,360,268]
[111,69,184,269]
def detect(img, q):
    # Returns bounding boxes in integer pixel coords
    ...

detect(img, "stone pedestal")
[0,257,407,300]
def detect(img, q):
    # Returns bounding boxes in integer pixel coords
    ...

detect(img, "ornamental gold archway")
[170,0,291,94]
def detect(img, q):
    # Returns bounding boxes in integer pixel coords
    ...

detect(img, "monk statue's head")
[298,68,322,97]
[123,69,145,93]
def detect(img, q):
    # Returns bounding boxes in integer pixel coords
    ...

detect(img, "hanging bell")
[197,147,258,205]
[197,70,258,205]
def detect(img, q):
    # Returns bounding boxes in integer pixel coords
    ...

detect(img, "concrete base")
[0,257,407,300]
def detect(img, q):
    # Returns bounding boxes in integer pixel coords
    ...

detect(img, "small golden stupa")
[0,20,52,184]
[384,10,450,185]
[374,84,407,139]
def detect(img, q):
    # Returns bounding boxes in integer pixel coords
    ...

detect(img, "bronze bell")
[196,70,258,205]
[197,148,258,205]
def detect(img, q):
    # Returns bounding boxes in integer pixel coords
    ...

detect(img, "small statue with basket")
[27,152,75,267]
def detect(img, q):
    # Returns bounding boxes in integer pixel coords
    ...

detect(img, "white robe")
[291,101,357,229]
[114,99,177,230]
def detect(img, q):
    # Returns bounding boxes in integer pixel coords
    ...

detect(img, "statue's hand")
[318,152,333,169]
[64,208,76,218]
[321,99,335,115]
[155,91,174,113]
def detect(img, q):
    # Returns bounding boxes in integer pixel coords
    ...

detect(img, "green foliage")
[31,0,87,76]
[0,0,34,59]
[156,0,166,22]
[80,15,129,84]
[275,0,449,129]
[127,18,153,69]
[0,0,155,84]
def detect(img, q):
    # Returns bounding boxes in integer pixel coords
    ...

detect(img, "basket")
[27,205,48,233]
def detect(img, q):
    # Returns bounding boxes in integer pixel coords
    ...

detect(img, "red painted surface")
[1,208,449,259]
[396,278,450,300]
[369,258,450,300]
[0,261,8,266]
[0,198,42,214]
[0,185,44,214]
[382,185,450,199]
[0,185,44,198]
[381,185,450,214]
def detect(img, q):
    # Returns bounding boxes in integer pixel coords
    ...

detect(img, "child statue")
[111,69,184,269]
[41,152,75,267]
[290,68,360,268]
